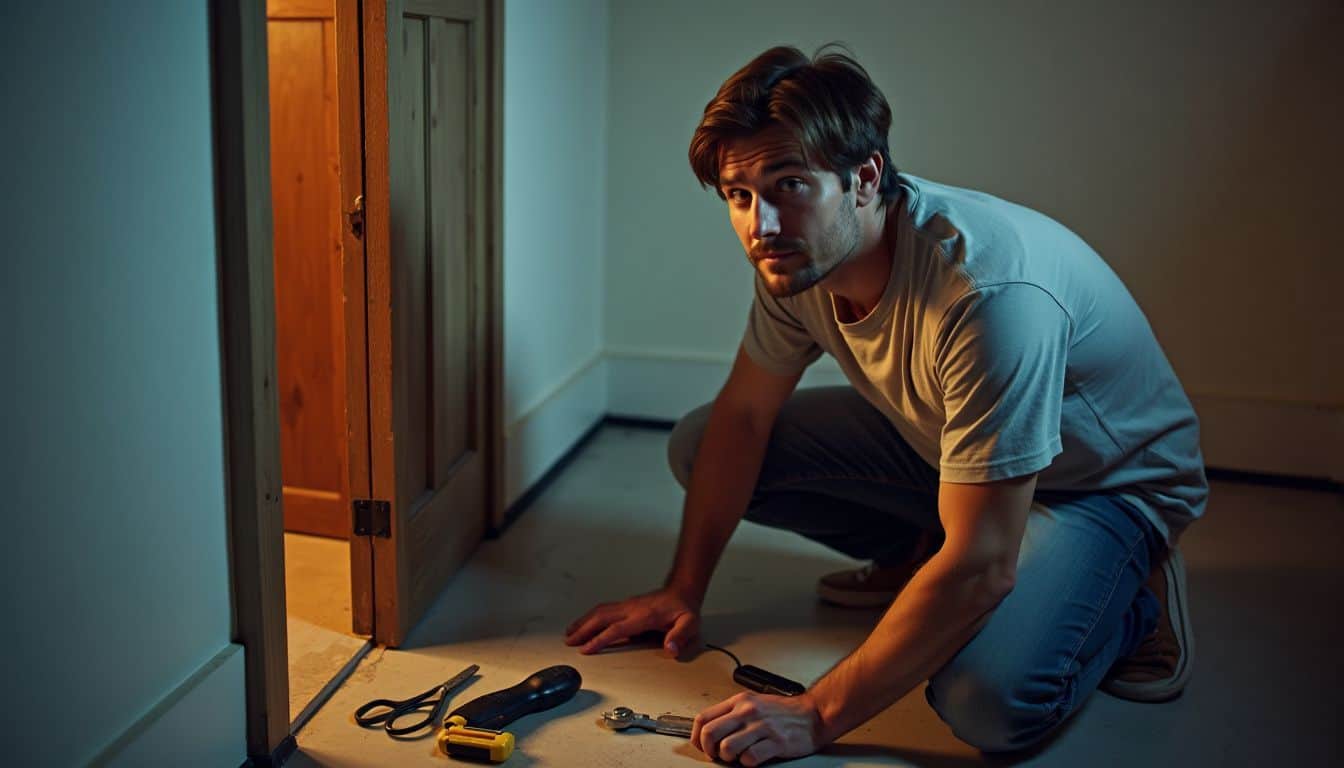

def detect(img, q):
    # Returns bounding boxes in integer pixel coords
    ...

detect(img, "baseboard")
[91,643,246,767]
[496,352,1342,536]
[492,376,1343,546]
[1205,467,1342,493]
[602,350,1343,484]
[494,350,844,531]
[504,352,608,508]
[1191,394,1344,483]
[494,418,606,537]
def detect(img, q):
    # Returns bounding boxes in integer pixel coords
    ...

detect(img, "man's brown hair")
[689,44,899,202]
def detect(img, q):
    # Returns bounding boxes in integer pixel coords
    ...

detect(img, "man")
[566,45,1206,763]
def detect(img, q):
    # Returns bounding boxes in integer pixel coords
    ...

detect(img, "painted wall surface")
[502,0,610,501]
[605,0,1343,411]
[1,2,242,764]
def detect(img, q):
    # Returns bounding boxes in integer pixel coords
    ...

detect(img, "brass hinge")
[353,498,390,538]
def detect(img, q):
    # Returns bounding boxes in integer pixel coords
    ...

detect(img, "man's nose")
[749,197,780,241]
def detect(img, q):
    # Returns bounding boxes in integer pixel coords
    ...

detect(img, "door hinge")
[347,194,365,240]
[353,498,391,538]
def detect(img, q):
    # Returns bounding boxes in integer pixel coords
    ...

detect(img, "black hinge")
[353,499,391,537]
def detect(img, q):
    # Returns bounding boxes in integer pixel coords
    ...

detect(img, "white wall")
[1,2,244,765]
[0,0,1333,756]
[605,0,1344,479]
[503,0,611,504]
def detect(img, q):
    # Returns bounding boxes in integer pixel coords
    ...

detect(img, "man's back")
[742,173,1207,543]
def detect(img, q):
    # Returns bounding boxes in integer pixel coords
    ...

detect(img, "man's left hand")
[691,691,824,765]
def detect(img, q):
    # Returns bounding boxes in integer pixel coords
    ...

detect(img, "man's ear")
[854,152,884,206]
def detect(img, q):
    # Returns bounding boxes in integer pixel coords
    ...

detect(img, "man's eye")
[727,189,750,204]
[779,178,803,192]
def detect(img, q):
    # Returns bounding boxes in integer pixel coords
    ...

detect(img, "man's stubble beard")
[757,193,861,299]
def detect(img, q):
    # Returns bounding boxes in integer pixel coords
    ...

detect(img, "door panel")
[390,15,429,510]
[393,16,474,505]
[429,20,475,482]
[267,2,349,540]
[364,0,496,646]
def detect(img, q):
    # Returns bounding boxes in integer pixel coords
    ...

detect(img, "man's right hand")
[564,587,701,657]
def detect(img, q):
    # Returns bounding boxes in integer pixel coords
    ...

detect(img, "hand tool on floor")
[602,706,694,737]
[438,664,582,762]
[354,664,479,737]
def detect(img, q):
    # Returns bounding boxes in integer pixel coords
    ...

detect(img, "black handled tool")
[438,665,582,762]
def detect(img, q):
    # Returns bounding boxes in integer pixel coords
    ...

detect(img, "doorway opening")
[215,0,504,758]
[264,0,371,728]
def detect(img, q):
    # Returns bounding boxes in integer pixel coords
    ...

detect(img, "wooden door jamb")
[210,0,292,761]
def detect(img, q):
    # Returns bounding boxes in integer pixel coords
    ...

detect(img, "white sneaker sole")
[1102,547,1195,702]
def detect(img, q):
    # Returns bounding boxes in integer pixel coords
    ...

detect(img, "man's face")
[718,128,861,297]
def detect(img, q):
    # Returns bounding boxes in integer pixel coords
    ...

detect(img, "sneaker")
[1101,547,1194,702]
[817,532,937,608]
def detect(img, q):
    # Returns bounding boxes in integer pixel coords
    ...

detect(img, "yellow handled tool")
[437,665,582,762]
[440,718,514,763]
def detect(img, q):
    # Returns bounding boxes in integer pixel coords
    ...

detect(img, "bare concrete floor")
[285,532,369,723]
[292,426,1344,766]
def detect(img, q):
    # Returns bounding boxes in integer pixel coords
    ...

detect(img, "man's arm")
[662,346,803,607]
[693,474,1037,765]
[565,345,802,655]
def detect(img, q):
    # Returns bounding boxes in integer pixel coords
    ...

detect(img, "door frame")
[209,0,504,759]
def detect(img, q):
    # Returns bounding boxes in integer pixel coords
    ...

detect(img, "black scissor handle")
[383,701,441,737]
[354,684,446,736]
[354,697,403,726]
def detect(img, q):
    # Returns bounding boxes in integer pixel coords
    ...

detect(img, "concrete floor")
[285,532,369,723]
[292,425,1344,766]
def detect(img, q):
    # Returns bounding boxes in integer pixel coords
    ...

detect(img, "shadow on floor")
[397,505,874,652]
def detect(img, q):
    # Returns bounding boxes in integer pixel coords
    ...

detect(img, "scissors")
[354,663,478,737]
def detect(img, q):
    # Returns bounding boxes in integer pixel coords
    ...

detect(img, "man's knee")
[667,402,714,489]
[925,659,1067,753]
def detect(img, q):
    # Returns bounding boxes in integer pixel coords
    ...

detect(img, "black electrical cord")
[704,643,742,669]
[702,642,807,696]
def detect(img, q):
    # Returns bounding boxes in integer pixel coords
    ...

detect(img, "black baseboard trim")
[1205,467,1342,493]
[605,414,676,431]
[488,417,608,539]
[241,734,296,768]
[488,415,680,539]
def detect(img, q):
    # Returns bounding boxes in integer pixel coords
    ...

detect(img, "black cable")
[704,642,807,697]
[704,643,742,669]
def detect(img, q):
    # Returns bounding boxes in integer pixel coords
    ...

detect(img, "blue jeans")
[668,387,1163,752]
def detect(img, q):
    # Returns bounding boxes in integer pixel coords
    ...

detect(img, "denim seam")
[1042,520,1148,727]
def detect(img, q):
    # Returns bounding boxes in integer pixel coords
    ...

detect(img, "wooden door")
[362,0,501,647]
[267,0,349,540]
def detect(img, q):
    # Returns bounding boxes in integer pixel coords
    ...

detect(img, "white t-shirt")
[742,173,1207,543]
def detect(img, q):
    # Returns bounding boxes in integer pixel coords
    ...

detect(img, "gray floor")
[293,426,1344,766]
[285,532,368,724]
